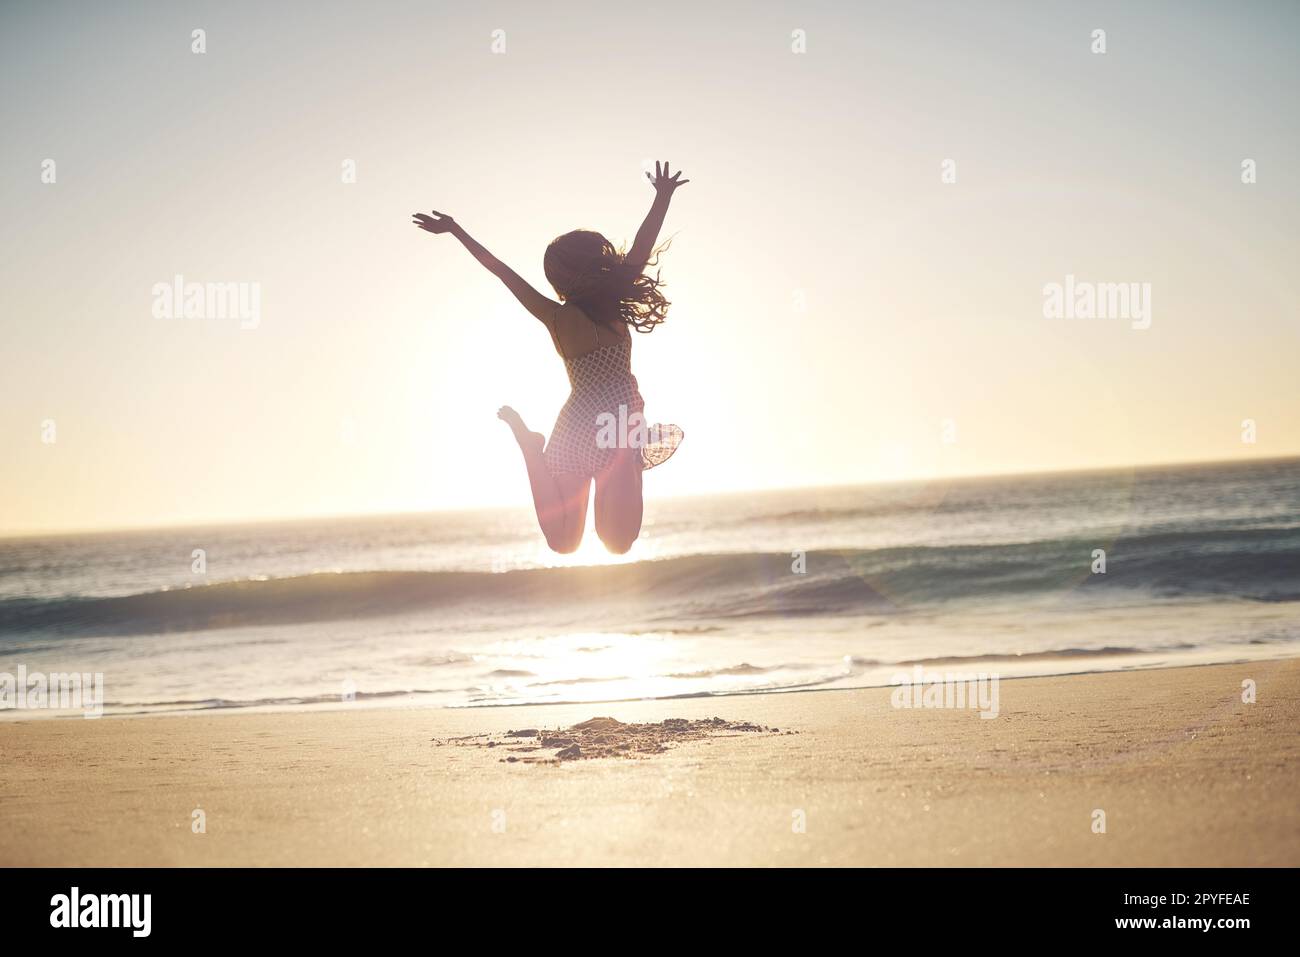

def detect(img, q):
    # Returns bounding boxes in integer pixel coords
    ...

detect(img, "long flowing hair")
[543,229,670,333]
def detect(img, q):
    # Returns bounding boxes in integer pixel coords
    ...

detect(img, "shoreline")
[2,650,1295,723]
[2,658,1298,866]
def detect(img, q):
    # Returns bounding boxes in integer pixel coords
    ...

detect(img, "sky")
[2,0,1298,535]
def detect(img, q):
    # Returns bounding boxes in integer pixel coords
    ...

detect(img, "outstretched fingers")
[645,160,689,192]
[411,210,455,233]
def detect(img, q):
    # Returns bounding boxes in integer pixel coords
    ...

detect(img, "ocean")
[1,457,1297,718]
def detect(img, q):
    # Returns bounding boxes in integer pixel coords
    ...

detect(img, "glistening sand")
[2,660,1297,866]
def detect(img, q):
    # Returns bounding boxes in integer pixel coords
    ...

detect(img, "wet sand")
[1,659,1297,866]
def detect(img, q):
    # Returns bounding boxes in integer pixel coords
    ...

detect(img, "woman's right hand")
[412,210,457,234]
[645,161,689,195]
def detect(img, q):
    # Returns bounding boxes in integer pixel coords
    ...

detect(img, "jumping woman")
[412,161,687,554]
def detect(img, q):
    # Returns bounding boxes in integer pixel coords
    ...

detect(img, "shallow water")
[1,457,1297,717]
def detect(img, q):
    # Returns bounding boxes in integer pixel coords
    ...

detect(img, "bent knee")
[546,533,583,555]
[598,531,638,555]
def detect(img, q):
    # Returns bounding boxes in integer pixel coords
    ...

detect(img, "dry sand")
[2,659,1298,866]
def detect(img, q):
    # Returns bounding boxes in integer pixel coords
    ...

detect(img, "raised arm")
[411,210,559,323]
[626,161,689,274]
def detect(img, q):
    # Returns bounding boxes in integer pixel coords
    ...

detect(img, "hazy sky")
[2,0,1297,534]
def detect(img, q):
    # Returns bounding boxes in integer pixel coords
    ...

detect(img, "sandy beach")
[2,659,1297,867]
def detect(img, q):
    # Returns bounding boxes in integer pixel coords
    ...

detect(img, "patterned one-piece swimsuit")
[544,332,683,476]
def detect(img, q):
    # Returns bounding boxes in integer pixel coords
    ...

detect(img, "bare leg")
[498,406,590,553]
[593,448,644,554]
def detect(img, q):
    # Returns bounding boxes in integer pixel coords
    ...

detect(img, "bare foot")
[497,406,545,456]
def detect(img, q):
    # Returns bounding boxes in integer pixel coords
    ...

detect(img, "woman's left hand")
[412,210,457,234]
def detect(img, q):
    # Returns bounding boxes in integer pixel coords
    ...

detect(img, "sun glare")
[541,524,644,569]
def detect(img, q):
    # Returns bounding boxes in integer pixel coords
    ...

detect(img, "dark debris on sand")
[435,715,793,764]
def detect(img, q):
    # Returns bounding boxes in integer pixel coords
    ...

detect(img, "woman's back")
[548,301,630,360]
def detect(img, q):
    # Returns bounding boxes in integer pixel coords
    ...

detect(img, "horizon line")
[1,451,1295,542]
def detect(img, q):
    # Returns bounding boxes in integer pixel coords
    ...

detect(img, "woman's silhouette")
[413,161,687,554]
